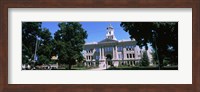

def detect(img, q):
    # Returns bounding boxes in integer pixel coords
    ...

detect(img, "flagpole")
[34,36,38,62]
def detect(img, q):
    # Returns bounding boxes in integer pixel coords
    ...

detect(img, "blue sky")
[41,22,131,43]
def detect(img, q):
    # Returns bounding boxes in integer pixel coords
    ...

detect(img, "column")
[115,46,118,59]
[134,47,138,60]
[102,47,104,59]
[99,47,102,60]
[123,47,126,60]
[112,47,115,60]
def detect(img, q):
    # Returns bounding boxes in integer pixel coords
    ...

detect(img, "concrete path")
[89,67,105,70]
[89,61,110,70]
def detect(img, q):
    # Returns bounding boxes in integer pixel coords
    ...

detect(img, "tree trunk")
[157,49,163,70]
[158,51,163,70]
[68,61,72,70]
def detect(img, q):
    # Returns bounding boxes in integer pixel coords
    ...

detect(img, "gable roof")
[98,38,118,44]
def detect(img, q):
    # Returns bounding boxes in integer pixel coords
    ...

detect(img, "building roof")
[98,38,118,44]
[85,42,98,45]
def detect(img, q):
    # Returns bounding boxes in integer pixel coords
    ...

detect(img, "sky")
[41,22,131,43]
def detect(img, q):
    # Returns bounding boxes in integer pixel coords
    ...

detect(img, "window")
[118,46,123,52]
[96,56,99,60]
[105,47,112,52]
[127,54,129,58]
[130,54,132,58]
[96,48,99,52]
[118,54,121,59]
[132,54,135,58]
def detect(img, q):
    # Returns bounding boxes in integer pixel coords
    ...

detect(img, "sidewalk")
[89,67,104,70]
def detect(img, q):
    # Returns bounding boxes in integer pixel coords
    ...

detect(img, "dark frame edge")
[193,0,200,92]
[0,0,2,90]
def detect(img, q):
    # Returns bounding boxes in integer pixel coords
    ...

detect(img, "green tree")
[36,28,53,65]
[140,51,149,66]
[120,22,178,68]
[54,22,87,69]
[22,22,42,64]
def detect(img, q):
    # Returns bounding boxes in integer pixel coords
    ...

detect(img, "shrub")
[140,51,149,66]
[163,59,170,66]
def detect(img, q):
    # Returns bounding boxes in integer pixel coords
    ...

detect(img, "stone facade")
[83,24,142,69]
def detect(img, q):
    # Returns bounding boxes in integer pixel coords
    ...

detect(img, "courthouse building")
[83,24,143,69]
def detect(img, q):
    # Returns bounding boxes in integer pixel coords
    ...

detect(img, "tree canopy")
[22,22,42,64]
[54,22,87,69]
[36,28,53,65]
[22,22,87,70]
[22,22,54,66]
[120,22,178,67]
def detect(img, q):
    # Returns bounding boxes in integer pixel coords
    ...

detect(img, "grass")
[106,65,178,70]
[52,65,98,70]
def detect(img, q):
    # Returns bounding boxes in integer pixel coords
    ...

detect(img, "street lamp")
[152,30,160,70]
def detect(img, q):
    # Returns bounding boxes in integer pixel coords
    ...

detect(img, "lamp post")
[34,36,38,62]
[152,30,160,70]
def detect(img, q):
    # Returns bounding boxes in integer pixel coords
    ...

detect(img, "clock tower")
[106,24,117,40]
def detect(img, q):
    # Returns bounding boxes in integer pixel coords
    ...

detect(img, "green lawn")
[52,65,98,70]
[106,66,178,70]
